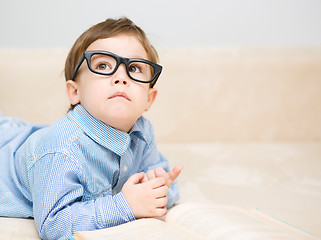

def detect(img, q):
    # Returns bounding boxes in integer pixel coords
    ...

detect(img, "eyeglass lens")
[90,53,154,82]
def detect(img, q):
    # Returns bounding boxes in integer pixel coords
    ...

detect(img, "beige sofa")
[0,47,320,239]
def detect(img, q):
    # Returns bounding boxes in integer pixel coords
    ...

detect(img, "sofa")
[0,47,320,239]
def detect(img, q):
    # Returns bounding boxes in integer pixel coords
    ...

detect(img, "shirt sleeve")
[28,152,135,240]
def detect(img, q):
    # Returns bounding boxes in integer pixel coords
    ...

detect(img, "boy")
[0,17,182,240]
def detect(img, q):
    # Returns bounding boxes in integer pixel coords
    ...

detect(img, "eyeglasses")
[71,50,162,87]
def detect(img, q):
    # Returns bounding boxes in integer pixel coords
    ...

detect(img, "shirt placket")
[112,149,134,195]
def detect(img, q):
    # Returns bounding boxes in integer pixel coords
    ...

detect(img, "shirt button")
[123,165,128,172]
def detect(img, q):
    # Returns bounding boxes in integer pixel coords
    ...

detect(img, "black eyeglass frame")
[71,50,162,87]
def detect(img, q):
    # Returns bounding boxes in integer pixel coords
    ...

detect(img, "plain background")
[0,0,321,49]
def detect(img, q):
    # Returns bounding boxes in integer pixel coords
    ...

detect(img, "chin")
[104,114,137,132]
[99,105,141,130]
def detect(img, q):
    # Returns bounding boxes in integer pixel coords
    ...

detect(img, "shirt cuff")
[166,180,180,209]
[113,192,136,222]
[95,192,136,229]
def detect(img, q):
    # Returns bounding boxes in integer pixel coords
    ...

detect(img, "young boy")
[0,17,182,240]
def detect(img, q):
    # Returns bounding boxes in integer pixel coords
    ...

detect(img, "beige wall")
[1,48,320,142]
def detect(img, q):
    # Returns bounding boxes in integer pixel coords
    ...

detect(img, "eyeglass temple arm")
[71,54,85,80]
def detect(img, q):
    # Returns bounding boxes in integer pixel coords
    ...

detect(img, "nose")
[112,64,129,86]
[113,79,128,85]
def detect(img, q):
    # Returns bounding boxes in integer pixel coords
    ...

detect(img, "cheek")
[79,80,107,97]
[136,90,151,110]
[134,85,149,100]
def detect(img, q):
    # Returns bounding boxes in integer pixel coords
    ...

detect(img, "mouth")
[108,92,131,101]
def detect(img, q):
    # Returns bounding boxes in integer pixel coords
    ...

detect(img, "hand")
[122,172,169,219]
[146,165,183,188]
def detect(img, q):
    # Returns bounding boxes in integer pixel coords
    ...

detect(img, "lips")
[108,92,131,101]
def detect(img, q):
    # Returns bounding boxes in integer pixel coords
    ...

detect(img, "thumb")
[169,165,183,184]
[127,172,145,185]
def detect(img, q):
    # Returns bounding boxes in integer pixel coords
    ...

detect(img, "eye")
[97,63,111,70]
[90,54,115,73]
[129,65,141,73]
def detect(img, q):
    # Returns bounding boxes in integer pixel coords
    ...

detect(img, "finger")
[155,168,169,184]
[155,197,168,208]
[140,173,149,183]
[155,167,167,179]
[153,206,167,217]
[153,185,169,198]
[168,165,183,183]
[148,177,166,189]
[127,172,145,185]
[146,169,156,180]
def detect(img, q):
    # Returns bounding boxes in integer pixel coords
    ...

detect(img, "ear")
[145,88,158,111]
[66,80,80,105]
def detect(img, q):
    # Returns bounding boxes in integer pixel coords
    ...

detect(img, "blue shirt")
[0,105,179,240]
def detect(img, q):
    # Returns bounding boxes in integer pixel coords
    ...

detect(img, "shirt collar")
[67,105,133,156]
[130,118,152,147]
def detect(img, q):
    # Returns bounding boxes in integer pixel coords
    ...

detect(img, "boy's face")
[66,34,158,132]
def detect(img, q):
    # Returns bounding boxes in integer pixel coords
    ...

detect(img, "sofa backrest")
[1,48,320,142]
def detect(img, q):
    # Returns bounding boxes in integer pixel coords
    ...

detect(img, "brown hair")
[64,17,160,110]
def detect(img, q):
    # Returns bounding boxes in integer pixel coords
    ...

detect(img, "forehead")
[86,34,148,59]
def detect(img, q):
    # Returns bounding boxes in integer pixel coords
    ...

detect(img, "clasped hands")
[122,165,183,219]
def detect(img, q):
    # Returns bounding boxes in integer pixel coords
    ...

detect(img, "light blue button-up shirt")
[0,105,179,240]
